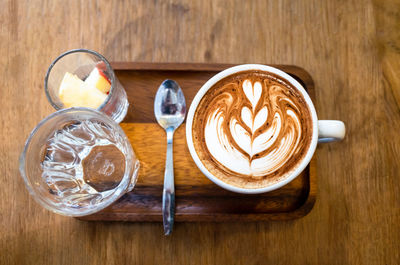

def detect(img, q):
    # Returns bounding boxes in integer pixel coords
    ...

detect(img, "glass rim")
[19,107,134,217]
[44,48,116,112]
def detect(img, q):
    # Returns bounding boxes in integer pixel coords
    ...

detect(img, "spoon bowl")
[154,80,186,130]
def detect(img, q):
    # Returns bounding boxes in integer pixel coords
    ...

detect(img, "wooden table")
[1,1,399,264]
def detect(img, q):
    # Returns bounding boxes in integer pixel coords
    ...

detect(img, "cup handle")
[318,120,346,143]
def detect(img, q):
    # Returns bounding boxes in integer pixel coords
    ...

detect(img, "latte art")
[192,70,312,188]
[205,79,302,178]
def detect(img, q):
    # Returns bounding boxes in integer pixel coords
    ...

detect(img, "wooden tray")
[79,62,317,222]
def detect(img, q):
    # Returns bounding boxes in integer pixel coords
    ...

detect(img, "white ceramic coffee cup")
[186,64,345,194]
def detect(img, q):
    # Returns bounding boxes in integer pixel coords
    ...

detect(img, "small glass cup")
[19,108,140,217]
[45,49,129,123]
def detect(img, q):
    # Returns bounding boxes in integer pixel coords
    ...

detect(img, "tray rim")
[79,62,317,222]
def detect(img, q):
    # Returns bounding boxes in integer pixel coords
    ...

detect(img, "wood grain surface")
[79,63,316,222]
[1,0,399,264]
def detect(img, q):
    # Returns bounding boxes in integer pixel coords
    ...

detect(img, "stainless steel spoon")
[154,79,186,235]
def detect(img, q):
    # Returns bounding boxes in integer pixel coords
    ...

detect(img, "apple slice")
[81,86,108,109]
[58,72,107,109]
[85,67,111,93]
[59,72,86,108]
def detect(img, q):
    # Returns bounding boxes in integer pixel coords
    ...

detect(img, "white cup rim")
[186,64,318,194]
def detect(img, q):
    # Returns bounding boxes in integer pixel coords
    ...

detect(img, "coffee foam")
[192,70,313,189]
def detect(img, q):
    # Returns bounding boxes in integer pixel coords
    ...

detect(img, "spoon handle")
[162,128,175,235]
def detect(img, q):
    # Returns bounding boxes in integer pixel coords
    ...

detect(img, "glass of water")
[44,49,129,123]
[19,108,139,216]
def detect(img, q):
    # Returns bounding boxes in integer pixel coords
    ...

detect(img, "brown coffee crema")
[192,70,313,189]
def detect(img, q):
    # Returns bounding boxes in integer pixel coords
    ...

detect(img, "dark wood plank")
[79,63,317,222]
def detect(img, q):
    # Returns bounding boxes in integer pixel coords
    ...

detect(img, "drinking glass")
[45,49,129,123]
[19,108,140,216]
